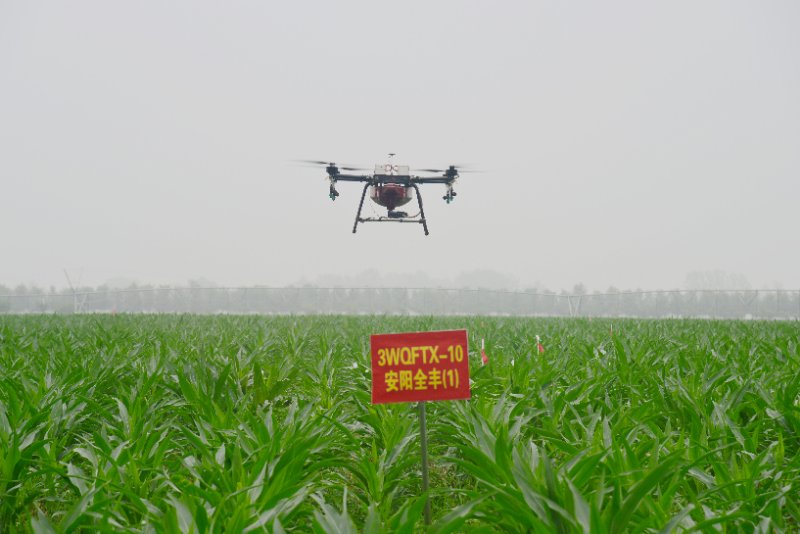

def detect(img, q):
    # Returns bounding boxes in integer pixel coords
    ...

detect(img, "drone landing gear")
[412,184,430,236]
[352,183,429,236]
[352,183,370,234]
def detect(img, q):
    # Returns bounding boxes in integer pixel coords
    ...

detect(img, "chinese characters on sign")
[371,329,470,404]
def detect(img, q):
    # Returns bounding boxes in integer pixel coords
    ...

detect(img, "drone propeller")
[415,165,480,174]
[296,159,368,172]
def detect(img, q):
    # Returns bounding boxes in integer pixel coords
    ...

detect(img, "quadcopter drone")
[302,154,465,235]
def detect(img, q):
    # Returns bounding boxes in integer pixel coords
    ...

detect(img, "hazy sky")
[2,1,798,291]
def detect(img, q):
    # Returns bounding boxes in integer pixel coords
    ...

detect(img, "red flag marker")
[481,338,488,365]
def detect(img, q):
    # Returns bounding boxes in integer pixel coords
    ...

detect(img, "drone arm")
[411,177,454,184]
[332,174,372,182]
[411,177,458,203]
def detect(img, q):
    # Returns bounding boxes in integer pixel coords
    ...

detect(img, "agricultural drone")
[301,154,468,236]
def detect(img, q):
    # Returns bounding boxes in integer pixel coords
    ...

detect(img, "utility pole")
[63,268,86,313]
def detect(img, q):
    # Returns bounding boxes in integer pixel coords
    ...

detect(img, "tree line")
[1,284,798,319]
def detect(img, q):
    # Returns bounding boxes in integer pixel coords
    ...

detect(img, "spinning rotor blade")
[295,159,368,171]
[297,159,334,166]
[339,165,368,171]
[415,164,478,172]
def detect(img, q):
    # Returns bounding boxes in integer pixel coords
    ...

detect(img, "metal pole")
[419,401,431,525]
[755,290,759,318]
[713,290,718,318]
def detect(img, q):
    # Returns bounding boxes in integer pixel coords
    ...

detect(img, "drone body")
[306,157,462,236]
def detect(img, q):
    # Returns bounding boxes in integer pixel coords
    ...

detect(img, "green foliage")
[0,315,798,532]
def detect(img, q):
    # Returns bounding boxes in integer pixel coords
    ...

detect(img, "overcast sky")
[2,1,798,291]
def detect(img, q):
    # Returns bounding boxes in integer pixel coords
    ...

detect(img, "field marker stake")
[371,330,470,526]
[418,401,431,525]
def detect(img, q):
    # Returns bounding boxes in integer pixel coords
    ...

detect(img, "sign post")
[370,329,470,525]
[418,401,431,524]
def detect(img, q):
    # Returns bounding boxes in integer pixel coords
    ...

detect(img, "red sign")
[371,329,470,404]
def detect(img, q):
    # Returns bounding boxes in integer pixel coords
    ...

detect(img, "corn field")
[1,315,799,532]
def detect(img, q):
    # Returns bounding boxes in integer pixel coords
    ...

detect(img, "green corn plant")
[0,314,798,532]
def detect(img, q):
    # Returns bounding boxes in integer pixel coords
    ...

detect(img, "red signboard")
[371,329,470,404]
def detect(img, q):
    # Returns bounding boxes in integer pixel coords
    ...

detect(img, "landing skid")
[352,183,429,235]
